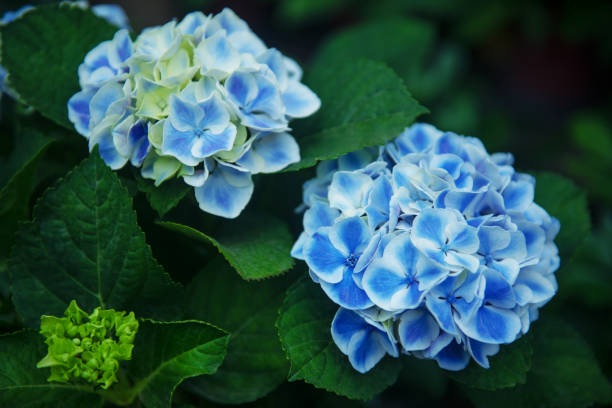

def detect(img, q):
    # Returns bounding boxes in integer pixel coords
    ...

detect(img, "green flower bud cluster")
[36,300,138,389]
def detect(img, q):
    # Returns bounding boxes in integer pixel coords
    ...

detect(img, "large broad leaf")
[285,59,427,171]
[183,258,294,403]
[0,4,118,128]
[0,330,103,408]
[126,320,230,408]
[0,124,56,296]
[446,336,532,390]
[310,18,462,104]
[276,277,402,400]
[465,318,612,408]
[9,151,183,327]
[534,172,590,260]
[157,214,294,280]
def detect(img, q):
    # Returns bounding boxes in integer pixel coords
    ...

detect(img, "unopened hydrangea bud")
[37,300,138,389]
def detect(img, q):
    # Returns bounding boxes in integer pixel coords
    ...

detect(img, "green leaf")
[285,59,427,172]
[311,18,461,103]
[0,330,103,408]
[465,318,612,408]
[134,173,191,218]
[534,172,590,260]
[157,213,294,280]
[0,126,55,294]
[9,151,183,327]
[276,277,402,400]
[183,258,294,403]
[127,320,230,408]
[446,336,532,390]
[0,3,118,128]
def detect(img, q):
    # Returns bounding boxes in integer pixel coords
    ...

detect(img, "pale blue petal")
[347,329,387,374]
[478,226,511,255]
[425,296,457,335]
[503,180,534,212]
[362,257,412,311]
[411,208,452,249]
[194,163,254,218]
[236,132,299,173]
[92,4,130,29]
[226,71,258,106]
[303,202,339,235]
[96,128,128,170]
[435,340,470,371]
[329,216,371,258]
[303,229,346,284]
[513,270,556,306]
[444,251,480,273]
[68,89,95,136]
[290,232,308,260]
[456,305,521,344]
[169,94,203,132]
[328,171,373,216]
[331,308,366,355]
[161,121,199,166]
[320,266,374,310]
[89,82,125,124]
[283,81,321,118]
[191,125,237,158]
[430,154,463,179]
[468,339,500,369]
[483,268,516,308]
[398,309,440,351]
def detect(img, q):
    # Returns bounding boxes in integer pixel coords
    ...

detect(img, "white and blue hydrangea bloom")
[292,122,560,373]
[67,7,320,218]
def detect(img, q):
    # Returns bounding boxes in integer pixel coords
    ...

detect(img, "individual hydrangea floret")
[292,123,560,373]
[36,300,139,389]
[68,8,320,218]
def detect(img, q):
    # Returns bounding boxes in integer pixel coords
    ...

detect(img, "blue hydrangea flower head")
[68,8,320,218]
[292,123,560,372]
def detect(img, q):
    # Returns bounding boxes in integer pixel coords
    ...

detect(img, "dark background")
[2,0,612,407]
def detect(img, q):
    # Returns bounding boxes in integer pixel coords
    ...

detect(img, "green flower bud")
[37,300,139,390]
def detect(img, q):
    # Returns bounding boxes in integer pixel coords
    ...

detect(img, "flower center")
[194,128,205,137]
[345,254,358,268]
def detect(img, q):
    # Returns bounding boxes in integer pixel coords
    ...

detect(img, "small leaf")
[465,318,612,408]
[276,277,402,400]
[157,213,294,280]
[534,172,590,260]
[0,330,103,408]
[0,4,118,128]
[9,151,183,327]
[134,174,191,218]
[285,59,428,171]
[446,336,532,390]
[183,258,294,404]
[127,320,230,408]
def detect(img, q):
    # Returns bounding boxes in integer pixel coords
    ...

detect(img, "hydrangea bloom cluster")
[0,2,129,99]
[37,300,138,389]
[292,123,560,373]
[68,8,320,218]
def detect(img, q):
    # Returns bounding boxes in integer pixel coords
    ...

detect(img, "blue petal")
[226,71,258,106]
[503,180,534,212]
[303,202,339,235]
[161,121,199,166]
[483,268,516,308]
[236,132,300,173]
[397,309,440,351]
[282,81,321,118]
[347,328,388,374]
[435,340,470,371]
[456,305,521,344]
[92,4,130,29]
[411,208,452,249]
[331,308,366,355]
[320,266,374,310]
[447,222,479,254]
[196,29,240,78]
[430,154,463,179]
[425,296,457,335]
[328,171,373,216]
[191,125,237,158]
[362,257,419,311]
[67,89,95,136]
[89,82,125,124]
[365,176,393,229]
[169,94,203,132]
[290,232,307,260]
[395,123,440,155]
[513,269,556,306]
[478,226,511,255]
[194,163,253,218]
[303,229,346,284]
[468,339,500,369]
[329,216,371,257]
[96,127,128,170]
